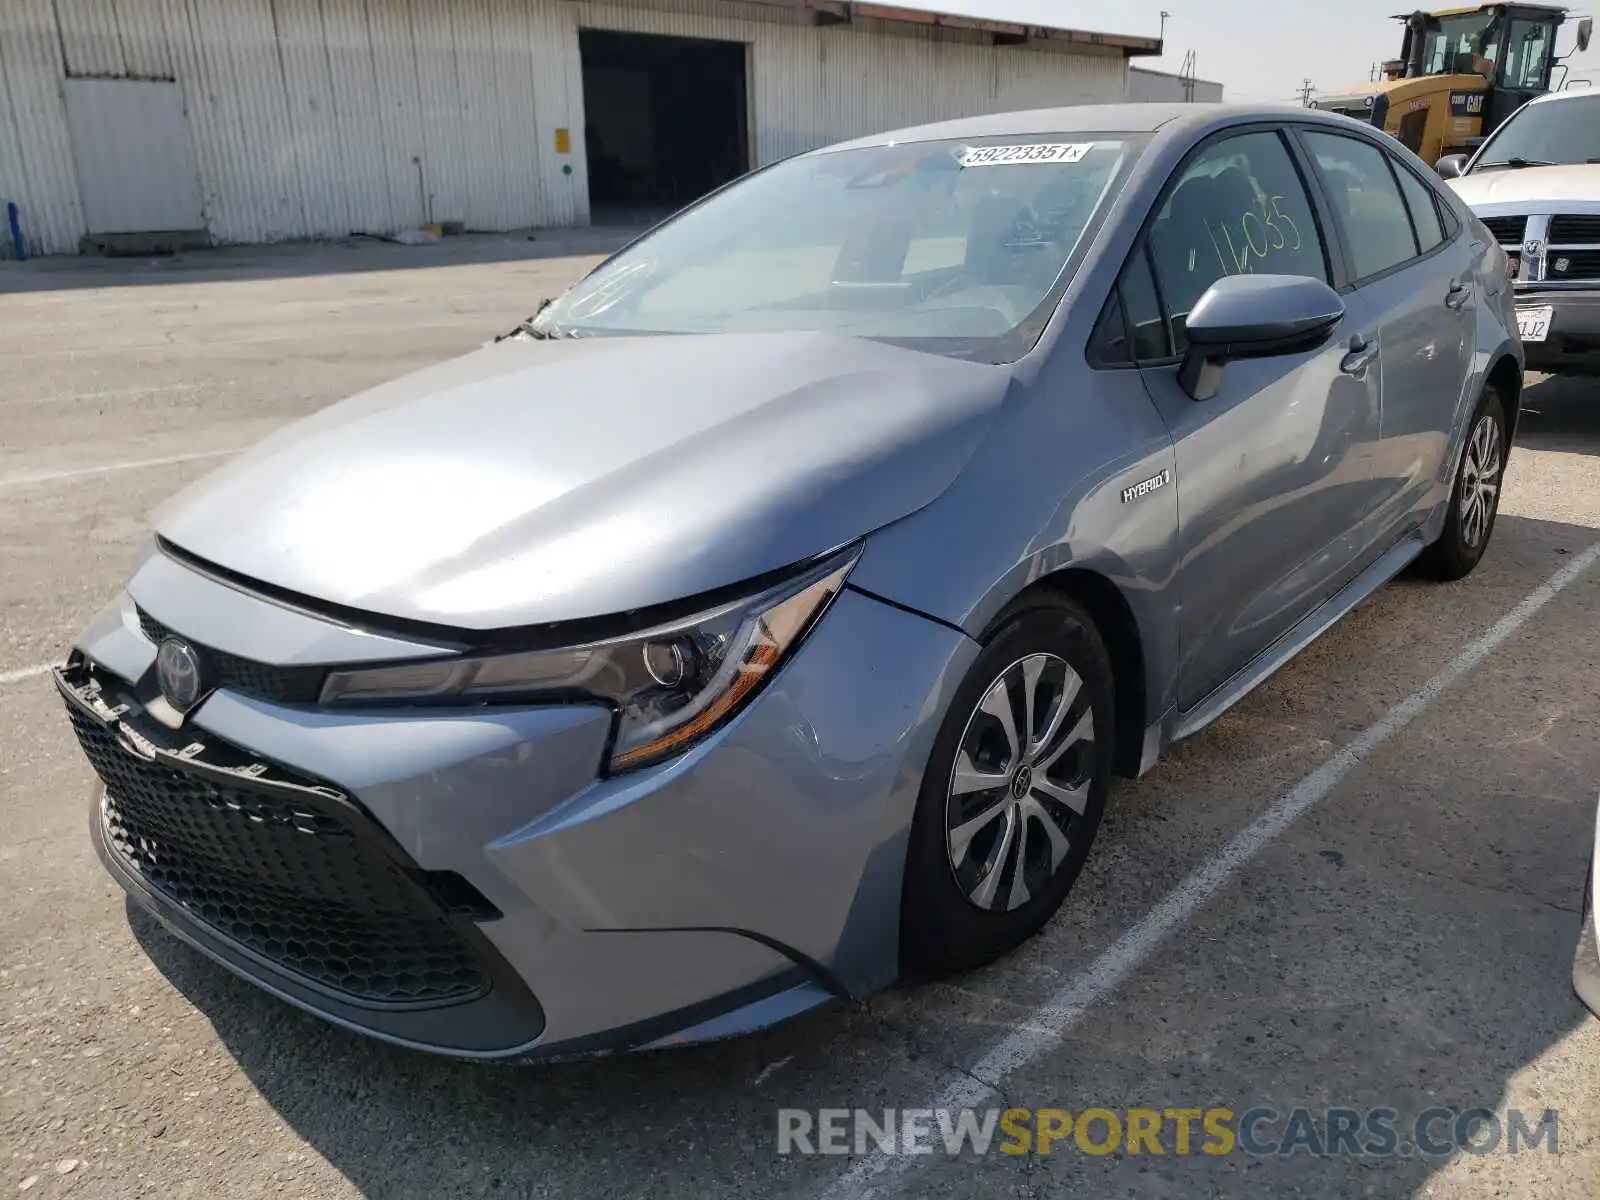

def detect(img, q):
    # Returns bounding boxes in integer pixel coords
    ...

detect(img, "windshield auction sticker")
[957,142,1094,167]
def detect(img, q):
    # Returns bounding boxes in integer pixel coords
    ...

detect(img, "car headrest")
[964,196,1036,286]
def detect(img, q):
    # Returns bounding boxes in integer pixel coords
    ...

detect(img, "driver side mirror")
[1435,153,1469,179]
[1578,17,1593,52]
[1178,274,1346,402]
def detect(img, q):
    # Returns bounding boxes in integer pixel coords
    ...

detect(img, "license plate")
[1517,305,1553,342]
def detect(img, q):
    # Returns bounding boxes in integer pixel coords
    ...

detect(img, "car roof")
[814,102,1367,153]
[1518,87,1600,108]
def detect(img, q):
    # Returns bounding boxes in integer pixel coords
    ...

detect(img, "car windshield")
[532,133,1145,362]
[1473,95,1600,168]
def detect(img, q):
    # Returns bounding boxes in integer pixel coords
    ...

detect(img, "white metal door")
[64,79,204,234]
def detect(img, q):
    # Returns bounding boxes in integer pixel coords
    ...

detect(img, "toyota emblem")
[156,637,206,712]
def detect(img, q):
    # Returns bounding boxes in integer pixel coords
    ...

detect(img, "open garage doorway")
[579,29,750,220]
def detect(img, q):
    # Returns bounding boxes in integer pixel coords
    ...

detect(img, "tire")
[1418,386,1508,582]
[900,599,1115,978]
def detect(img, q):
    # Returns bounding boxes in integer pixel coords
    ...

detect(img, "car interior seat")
[1150,172,1230,326]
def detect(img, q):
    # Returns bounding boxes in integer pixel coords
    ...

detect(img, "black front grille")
[136,609,325,704]
[66,698,490,1008]
[1479,215,1527,246]
[1547,249,1600,281]
[1549,214,1600,244]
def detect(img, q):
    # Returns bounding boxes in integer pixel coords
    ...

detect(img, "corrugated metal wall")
[0,0,1129,256]
[1126,67,1224,104]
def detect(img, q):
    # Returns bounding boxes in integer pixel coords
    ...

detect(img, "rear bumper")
[1515,288,1600,375]
[63,560,977,1060]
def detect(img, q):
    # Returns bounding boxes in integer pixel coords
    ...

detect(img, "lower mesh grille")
[66,699,489,1008]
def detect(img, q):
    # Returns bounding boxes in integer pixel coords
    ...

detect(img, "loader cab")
[1399,4,1569,135]
[1313,4,1583,167]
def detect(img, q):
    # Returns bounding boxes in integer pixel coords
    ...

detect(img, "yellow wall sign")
[554,128,571,154]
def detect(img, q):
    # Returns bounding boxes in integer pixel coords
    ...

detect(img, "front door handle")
[1445,280,1472,310]
[1340,334,1378,377]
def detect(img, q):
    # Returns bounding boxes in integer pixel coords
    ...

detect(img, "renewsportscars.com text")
[776,1106,1559,1158]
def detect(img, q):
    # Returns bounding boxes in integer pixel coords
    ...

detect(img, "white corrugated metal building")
[1127,65,1224,104]
[0,0,1165,257]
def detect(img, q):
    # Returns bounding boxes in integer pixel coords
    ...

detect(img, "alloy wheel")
[944,653,1096,912]
[1459,412,1502,549]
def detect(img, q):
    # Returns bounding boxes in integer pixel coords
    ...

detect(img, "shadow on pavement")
[0,227,643,295]
[129,903,888,1196]
[1519,374,1600,456]
[126,513,1600,1198]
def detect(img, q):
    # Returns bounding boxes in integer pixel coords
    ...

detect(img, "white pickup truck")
[1437,89,1600,377]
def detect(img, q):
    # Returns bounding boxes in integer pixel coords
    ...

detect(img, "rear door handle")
[1340,334,1378,376]
[1445,280,1472,309]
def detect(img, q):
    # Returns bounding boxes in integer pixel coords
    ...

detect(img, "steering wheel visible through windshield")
[532,133,1144,363]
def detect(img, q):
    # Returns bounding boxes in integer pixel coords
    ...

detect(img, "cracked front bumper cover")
[63,567,980,1059]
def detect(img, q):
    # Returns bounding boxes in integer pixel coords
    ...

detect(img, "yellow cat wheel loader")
[1310,4,1592,170]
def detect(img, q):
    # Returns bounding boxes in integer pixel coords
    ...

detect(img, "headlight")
[320,549,859,772]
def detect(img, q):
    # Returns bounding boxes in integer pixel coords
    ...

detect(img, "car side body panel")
[852,107,1513,764]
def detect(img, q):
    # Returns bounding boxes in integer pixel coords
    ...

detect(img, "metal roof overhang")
[719,0,1164,56]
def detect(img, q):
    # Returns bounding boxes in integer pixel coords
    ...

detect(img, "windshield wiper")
[494,298,581,342]
[1485,156,1559,169]
[498,318,573,341]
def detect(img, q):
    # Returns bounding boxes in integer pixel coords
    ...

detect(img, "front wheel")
[899,601,1114,978]
[1418,387,1507,582]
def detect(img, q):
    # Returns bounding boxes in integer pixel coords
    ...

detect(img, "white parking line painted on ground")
[0,382,214,409]
[0,663,54,687]
[826,540,1600,1199]
[0,448,240,489]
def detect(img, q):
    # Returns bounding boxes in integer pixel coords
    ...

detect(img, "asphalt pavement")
[2,234,1598,1198]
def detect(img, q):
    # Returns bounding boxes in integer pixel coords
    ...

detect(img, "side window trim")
[1437,192,1462,240]
[1137,240,1177,364]
[1382,153,1425,259]
[1395,156,1460,246]
[1088,284,1134,369]
[1281,123,1354,291]
[1381,153,1460,266]
[1086,245,1171,370]
[1116,274,1140,365]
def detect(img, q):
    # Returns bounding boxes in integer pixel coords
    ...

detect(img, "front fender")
[848,360,1182,730]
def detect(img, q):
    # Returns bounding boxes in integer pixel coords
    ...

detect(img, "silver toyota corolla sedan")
[58,103,1521,1061]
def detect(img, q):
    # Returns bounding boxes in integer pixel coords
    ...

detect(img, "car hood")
[1450,163,1600,207]
[154,331,1011,630]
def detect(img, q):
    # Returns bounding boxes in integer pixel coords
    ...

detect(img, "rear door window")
[1302,131,1420,280]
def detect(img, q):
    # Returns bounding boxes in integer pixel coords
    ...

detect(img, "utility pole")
[1180,49,1197,101]
[1298,77,1315,106]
